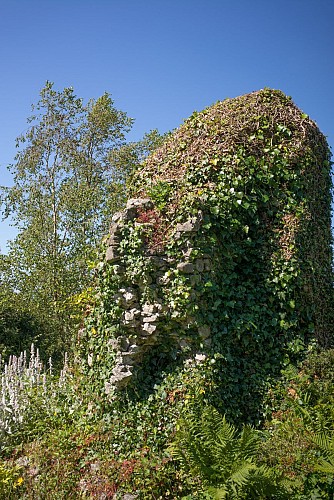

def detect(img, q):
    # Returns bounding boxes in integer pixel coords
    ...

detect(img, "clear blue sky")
[1,0,333,252]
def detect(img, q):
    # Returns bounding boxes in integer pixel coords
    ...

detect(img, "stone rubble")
[104,199,211,392]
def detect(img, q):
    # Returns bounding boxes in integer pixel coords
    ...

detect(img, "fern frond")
[237,425,261,461]
[246,465,284,498]
[314,458,334,474]
[203,407,236,450]
[229,461,255,488]
[312,429,334,473]
[170,413,220,480]
[171,402,285,498]
[205,485,228,499]
[313,430,334,456]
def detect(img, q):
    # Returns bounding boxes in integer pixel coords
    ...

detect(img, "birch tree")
[0,82,133,354]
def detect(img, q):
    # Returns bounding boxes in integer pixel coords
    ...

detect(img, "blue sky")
[0,0,333,252]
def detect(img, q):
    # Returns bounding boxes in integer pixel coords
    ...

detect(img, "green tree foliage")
[109,128,170,191]
[0,305,46,361]
[0,82,134,355]
[0,256,39,360]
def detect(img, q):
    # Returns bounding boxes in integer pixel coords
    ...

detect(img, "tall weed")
[0,344,71,452]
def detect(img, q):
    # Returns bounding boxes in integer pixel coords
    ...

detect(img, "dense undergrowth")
[1,345,334,498]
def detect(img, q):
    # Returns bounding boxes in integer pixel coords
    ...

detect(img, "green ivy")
[74,88,333,494]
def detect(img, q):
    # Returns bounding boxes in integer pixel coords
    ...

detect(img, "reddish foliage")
[119,458,138,481]
[136,208,169,253]
[136,208,160,225]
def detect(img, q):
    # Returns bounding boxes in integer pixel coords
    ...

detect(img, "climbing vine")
[79,88,333,425]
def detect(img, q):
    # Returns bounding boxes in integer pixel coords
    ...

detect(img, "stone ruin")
[87,89,333,396]
[104,198,211,392]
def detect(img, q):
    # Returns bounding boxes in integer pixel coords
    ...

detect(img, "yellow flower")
[16,477,24,486]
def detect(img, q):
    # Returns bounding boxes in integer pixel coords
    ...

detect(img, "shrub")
[259,349,334,499]
[0,463,24,498]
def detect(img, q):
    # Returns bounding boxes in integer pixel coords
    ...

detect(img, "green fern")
[170,403,285,499]
[289,394,334,474]
[313,430,334,474]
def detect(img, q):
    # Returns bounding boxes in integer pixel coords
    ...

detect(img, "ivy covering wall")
[79,88,333,424]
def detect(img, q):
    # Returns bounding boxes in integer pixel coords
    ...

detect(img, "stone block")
[119,352,138,366]
[142,313,159,323]
[142,303,162,314]
[107,338,120,350]
[149,256,169,269]
[120,288,138,306]
[195,259,205,272]
[111,211,124,223]
[126,198,153,210]
[124,308,141,321]
[142,323,157,335]
[128,344,140,354]
[177,262,195,273]
[108,224,122,245]
[120,337,130,350]
[203,259,212,271]
[106,245,120,263]
[109,365,133,388]
[198,325,211,339]
[109,222,122,235]
[112,265,126,275]
[176,217,201,233]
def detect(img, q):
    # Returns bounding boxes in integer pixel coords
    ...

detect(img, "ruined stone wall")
[104,198,210,392]
[81,89,333,412]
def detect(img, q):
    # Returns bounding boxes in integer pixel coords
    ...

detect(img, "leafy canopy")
[0,81,133,355]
